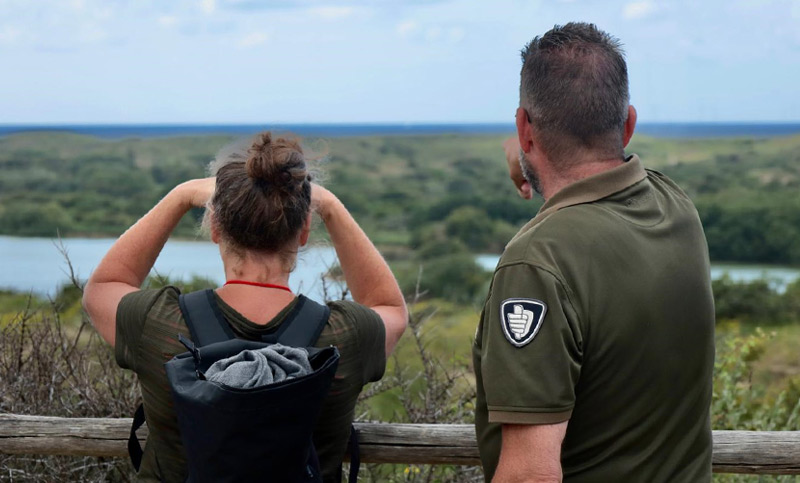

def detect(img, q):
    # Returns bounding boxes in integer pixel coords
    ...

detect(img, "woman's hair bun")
[245,132,308,191]
[245,132,275,180]
[209,130,313,254]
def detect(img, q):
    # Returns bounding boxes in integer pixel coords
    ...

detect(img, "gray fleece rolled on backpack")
[205,344,313,388]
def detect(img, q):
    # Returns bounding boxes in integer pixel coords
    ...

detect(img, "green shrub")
[713,275,800,325]
[711,329,800,482]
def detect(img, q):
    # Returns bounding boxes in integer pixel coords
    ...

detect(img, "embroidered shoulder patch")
[500,298,547,347]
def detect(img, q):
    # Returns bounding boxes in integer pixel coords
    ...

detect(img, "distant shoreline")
[2,122,800,139]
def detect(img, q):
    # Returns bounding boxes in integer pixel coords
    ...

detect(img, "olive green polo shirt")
[115,287,386,483]
[473,155,715,482]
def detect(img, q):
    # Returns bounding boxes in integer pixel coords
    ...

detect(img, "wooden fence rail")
[1,414,800,475]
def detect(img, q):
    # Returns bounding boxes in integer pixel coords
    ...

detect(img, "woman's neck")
[219,245,293,287]
[215,246,297,324]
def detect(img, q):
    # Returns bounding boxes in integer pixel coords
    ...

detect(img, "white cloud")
[425,26,442,42]
[396,21,464,44]
[157,15,179,28]
[396,20,419,37]
[0,25,21,44]
[447,26,465,44]
[201,0,216,15]
[76,23,108,43]
[238,31,268,48]
[623,0,659,20]
[308,6,354,20]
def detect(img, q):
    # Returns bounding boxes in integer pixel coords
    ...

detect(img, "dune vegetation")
[1,131,800,481]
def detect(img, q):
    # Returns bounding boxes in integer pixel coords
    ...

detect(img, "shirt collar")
[509,154,647,244]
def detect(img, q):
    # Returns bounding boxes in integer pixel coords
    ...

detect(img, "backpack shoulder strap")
[263,295,330,347]
[127,403,146,472]
[178,289,236,347]
[347,424,360,483]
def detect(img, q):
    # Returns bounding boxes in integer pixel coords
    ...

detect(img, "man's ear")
[623,105,637,148]
[299,213,312,247]
[516,107,535,154]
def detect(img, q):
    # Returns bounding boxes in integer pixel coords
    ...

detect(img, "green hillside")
[2,131,800,264]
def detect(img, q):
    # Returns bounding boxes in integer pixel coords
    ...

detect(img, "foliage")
[392,254,491,305]
[711,328,800,483]
[713,276,800,325]
[650,135,800,264]
[0,133,221,238]
[2,269,800,480]
[712,329,800,432]
[0,292,137,480]
[4,131,800,263]
[355,297,481,482]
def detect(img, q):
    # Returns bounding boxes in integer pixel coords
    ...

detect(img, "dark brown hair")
[520,22,629,162]
[209,132,312,254]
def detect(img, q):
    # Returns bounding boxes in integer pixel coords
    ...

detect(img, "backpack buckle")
[178,333,204,377]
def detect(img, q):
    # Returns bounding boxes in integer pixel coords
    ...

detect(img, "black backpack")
[128,289,359,482]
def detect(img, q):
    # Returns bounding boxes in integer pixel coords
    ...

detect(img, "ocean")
[1,122,800,139]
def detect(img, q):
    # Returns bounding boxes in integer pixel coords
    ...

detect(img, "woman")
[83,132,408,482]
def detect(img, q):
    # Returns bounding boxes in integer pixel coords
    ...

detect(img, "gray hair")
[520,22,629,163]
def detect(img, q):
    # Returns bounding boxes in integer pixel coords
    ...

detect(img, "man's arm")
[493,421,568,483]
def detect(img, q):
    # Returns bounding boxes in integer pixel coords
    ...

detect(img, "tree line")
[1,132,799,266]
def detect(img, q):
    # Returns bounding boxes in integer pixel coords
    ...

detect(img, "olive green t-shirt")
[473,155,715,482]
[115,287,386,483]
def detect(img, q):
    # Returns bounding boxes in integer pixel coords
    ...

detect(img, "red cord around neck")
[224,280,293,293]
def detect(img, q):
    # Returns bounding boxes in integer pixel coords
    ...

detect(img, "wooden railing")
[1,414,799,474]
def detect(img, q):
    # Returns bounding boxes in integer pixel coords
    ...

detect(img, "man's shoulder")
[645,167,689,194]
[500,203,605,270]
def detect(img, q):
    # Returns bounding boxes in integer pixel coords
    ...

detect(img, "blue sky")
[0,0,798,124]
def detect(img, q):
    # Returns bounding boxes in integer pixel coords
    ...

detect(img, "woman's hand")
[177,177,216,208]
[310,183,336,219]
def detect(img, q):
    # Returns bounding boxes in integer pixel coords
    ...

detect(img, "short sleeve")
[327,301,386,384]
[115,286,179,372]
[480,263,583,424]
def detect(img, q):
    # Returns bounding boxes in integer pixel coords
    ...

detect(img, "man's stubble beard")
[519,148,543,197]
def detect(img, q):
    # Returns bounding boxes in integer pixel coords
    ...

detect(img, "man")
[472,23,715,482]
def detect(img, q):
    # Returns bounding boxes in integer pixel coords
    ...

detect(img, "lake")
[474,255,800,293]
[2,237,799,301]
[0,236,341,303]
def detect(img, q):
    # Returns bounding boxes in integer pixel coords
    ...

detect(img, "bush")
[0,202,76,237]
[395,254,491,304]
[712,329,800,483]
[2,269,800,481]
[0,295,138,480]
[713,275,800,325]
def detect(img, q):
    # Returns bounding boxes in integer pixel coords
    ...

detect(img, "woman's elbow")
[383,305,409,356]
[81,281,120,346]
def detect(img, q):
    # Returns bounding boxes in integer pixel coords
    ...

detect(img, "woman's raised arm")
[312,184,408,355]
[83,178,215,346]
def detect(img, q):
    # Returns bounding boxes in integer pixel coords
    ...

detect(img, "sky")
[0,0,798,124]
